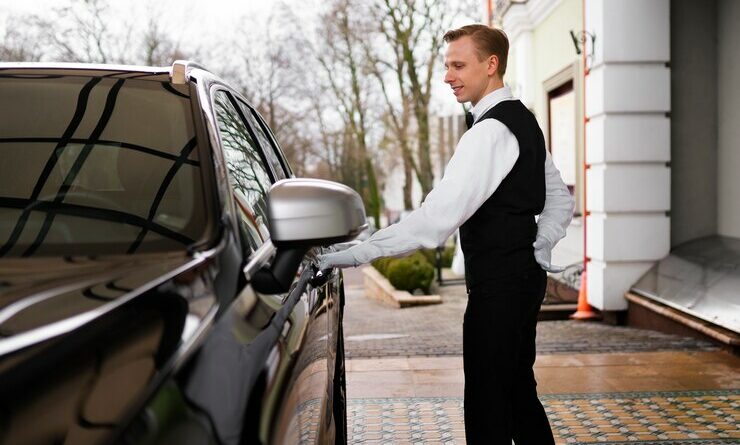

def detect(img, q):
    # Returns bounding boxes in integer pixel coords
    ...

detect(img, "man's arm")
[318,120,519,269]
[533,150,576,272]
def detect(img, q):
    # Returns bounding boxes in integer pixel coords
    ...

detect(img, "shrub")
[371,257,393,276]
[419,248,436,265]
[371,247,457,295]
[385,252,435,295]
[419,246,455,268]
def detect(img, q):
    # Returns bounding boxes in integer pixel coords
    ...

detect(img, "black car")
[0,61,367,445]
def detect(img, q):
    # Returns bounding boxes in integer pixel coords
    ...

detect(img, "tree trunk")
[402,145,414,210]
[365,158,381,229]
[414,104,434,197]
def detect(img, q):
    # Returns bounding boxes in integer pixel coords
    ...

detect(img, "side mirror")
[250,179,367,294]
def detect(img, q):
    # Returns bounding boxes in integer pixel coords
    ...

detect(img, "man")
[319,24,574,444]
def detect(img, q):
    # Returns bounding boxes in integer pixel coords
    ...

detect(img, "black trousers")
[462,265,555,445]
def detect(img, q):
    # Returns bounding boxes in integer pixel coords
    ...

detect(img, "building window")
[543,61,582,216]
[547,80,577,194]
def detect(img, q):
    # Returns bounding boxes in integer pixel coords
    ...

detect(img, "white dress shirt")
[320,86,575,268]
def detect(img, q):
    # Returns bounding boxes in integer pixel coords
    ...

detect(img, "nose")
[444,68,454,84]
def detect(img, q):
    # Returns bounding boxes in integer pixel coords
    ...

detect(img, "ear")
[487,55,499,77]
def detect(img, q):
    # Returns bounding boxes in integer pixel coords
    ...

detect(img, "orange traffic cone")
[570,271,599,320]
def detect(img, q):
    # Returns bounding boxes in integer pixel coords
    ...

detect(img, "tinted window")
[0,76,207,257]
[257,114,293,178]
[235,100,288,180]
[212,91,271,248]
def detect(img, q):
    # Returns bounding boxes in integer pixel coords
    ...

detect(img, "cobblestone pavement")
[340,267,738,445]
[342,270,716,359]
[345,390,740,444]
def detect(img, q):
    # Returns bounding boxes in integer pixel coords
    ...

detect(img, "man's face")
[443,35,498,105]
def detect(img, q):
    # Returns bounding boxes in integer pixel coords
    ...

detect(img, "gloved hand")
[316,240,362,270]
[533,236,565,273]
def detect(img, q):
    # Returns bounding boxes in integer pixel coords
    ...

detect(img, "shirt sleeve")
[338,119,520,266]
[536,150,576,247]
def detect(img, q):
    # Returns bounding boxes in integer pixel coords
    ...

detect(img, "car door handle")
[308,264,332,288]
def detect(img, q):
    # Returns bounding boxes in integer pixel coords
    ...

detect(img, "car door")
[229,92,346,444]
[193,88,335,445]
[231,98,346,444]
[182,88,286,443]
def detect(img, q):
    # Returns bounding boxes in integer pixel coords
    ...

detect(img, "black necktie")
[465,111,474,130]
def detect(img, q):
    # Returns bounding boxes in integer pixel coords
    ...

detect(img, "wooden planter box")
[362,266,442,308]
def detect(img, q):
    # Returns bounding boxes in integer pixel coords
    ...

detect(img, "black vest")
[459,100,546,291]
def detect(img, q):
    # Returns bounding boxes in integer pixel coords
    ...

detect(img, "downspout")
[571,0,598,320]
[582,0,589,281]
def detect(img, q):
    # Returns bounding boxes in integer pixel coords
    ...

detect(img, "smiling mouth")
[452,86,463,95]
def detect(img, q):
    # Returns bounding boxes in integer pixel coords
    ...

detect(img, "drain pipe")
[582,0,589,287]
[571,0,598,320]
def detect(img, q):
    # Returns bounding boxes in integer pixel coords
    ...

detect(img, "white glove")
[316,240,362,270]
[533,236,565,273]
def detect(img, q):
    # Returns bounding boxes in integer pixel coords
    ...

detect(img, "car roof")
[0,62,174,82]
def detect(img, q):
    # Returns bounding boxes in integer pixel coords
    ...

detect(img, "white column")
[585,0,671,310]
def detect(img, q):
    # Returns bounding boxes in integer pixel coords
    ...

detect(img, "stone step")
[538,303,578,321]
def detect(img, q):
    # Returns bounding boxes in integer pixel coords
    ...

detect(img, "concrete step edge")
[540,303,578,312]
[625,292,740,346]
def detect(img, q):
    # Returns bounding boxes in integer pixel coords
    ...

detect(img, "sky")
[0,0,276,22]
[0,0,311,48]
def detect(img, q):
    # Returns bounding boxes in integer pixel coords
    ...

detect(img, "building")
[498,0,739,342]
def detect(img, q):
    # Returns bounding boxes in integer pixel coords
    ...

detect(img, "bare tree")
[34,0,135,63]
[141,15,192,66]
[313,0,383,227]
[0,16,45,62]
[373,0,459,198]
[0,0,201,65]
[362,35,419,210]
[209,3,321,177]
[309,98,343,179]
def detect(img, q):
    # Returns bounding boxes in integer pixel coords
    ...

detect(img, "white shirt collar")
[470,86,514,123]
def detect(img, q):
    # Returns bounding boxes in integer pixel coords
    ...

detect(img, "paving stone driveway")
[346,390,740,444]
[342,270,716,359]
[339,267,734,445]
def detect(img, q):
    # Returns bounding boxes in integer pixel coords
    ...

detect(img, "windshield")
[0,74,208,257]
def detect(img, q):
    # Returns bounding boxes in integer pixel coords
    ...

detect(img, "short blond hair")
[443,24,509,76]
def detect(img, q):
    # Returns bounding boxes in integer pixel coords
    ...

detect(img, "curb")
[362,267,442,308]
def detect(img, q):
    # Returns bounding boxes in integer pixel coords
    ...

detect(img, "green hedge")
[418,246,454,268]
[388,252,434,294]
[371,246,455,295]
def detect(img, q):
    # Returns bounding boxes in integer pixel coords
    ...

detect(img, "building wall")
[531,0,582,124]
[717,0,740,239]
[503,0,585,271]
[501,0,736,311]
[670,0,718,247]
[532,0,584,221]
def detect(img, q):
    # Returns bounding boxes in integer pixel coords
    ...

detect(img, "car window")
[235,100,290,179]
[0,76,208,257]
[212,90,271,249]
